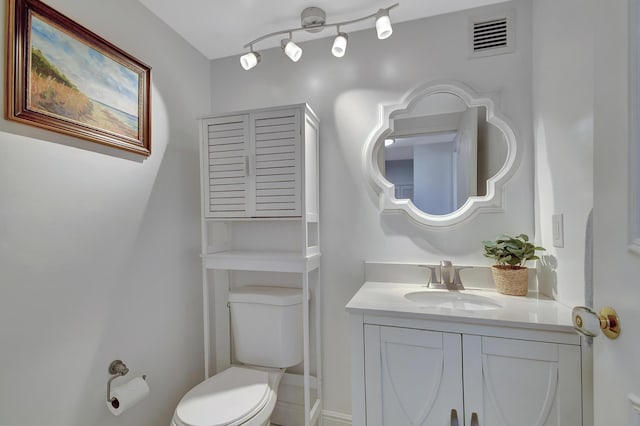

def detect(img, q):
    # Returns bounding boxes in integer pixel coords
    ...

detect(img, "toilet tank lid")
[229,286,303,306]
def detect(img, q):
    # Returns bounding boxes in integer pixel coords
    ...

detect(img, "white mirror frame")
[363,80,519,229]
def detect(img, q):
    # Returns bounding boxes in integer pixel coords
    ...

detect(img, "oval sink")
[404,291,503,311]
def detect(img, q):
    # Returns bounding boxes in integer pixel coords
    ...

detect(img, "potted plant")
[482,234,545,296]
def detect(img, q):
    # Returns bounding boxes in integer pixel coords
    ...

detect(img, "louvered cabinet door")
[251,108,301,217]
[203,115,250,218]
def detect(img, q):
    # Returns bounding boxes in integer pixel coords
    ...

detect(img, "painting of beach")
[28,14,140,139]
[7,0,150,155]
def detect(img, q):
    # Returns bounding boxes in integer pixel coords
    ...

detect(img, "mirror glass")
[382,93,507,216]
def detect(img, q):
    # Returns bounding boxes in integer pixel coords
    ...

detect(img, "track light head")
[281,38,302,62]
[331,32,348,58]
[240,51,261,70]
[375,8,393,40]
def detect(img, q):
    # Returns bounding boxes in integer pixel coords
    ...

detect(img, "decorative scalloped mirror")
[363,81,519,229]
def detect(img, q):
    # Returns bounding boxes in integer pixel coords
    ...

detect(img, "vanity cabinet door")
[364,325,464,426]
[462,335,582,426]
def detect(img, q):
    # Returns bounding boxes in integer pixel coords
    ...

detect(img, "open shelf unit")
[203,250,321,272]
[198,104,321,425]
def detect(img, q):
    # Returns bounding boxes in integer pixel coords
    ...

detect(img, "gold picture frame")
[6,0,151,156]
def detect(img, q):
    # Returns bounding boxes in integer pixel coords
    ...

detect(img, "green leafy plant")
[482,234,545,269]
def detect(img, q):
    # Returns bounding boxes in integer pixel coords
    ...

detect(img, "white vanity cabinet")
[201,106,305,218]
[347,281,585,426]
[362,325,582,426]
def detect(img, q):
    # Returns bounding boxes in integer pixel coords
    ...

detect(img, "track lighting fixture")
[281,36,303,62]
[375,8,393,39]
[239,3,398,70]
[331,30,348,58]
[240,49,261,70]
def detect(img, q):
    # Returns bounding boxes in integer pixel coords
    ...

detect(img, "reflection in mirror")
[382,93,507,215]
[363,81,518,229]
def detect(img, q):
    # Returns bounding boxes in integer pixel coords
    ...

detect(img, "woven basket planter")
[491,265,529,296]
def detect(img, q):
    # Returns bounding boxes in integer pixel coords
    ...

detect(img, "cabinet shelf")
[203,250,320,272]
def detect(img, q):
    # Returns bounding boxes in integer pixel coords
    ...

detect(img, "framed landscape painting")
[6,0,151,156]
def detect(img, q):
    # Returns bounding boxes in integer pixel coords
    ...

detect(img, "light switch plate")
[552,213,564,248]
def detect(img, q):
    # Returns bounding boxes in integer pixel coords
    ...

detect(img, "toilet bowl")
[171,366,284,426]
[171,286,303,426]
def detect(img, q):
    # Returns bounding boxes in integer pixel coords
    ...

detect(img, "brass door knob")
[572,306,621,339]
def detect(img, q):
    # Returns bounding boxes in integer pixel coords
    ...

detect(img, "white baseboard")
[272,400,305,426]
[320,410,352,426]
[270,375,351,426]
[271,402,352,426]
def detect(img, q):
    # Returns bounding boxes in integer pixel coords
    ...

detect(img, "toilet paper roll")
[107,376,149,416]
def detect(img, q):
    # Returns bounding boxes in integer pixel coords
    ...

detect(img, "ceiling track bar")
[243,3,399,49]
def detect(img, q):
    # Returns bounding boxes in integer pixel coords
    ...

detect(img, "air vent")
[474,18,507,50]
[469,11,514,58]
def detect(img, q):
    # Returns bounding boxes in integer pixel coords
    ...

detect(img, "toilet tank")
[228,286,304,368]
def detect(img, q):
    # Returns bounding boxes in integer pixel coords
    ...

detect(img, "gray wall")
[209,0,533,416]
[385,159,413,194]
[532,0,593,306]
[0,0,210,424]
[478,107,508,196]
[414,142,455,214]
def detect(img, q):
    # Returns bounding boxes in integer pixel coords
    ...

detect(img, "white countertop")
[346,281,577,333]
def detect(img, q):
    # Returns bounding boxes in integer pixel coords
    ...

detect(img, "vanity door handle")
[450,408,459,426]
[244,155,250,177]
[470,412,480,426]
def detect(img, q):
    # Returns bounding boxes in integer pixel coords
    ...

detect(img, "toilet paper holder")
[107,360,147,406]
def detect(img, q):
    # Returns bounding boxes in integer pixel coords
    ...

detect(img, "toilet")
[171,286,304,426]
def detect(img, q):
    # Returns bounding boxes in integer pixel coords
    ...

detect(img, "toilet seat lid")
[175,367,271,426]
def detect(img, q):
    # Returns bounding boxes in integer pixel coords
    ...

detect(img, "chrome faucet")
[424,265,440,287]
[452,267,469,290]
[440,260,454,287]
[422,261,466,290]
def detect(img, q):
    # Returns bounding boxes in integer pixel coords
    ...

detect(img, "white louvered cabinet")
[203,107,304,218]
[198,104,322,426]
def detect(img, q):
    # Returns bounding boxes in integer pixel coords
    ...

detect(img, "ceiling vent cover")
[469,10,514,58]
